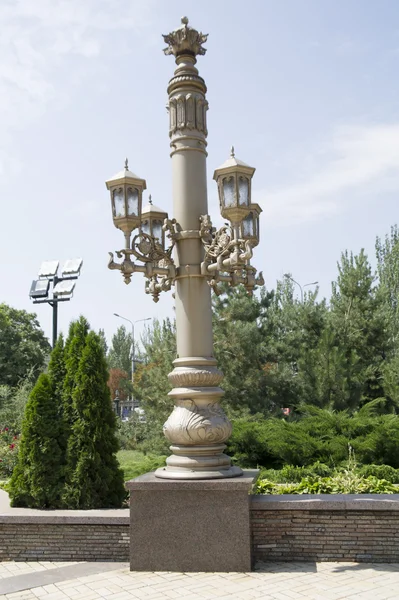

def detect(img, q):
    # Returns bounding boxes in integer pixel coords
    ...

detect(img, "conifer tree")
[63,317,90,432]
[330,250,389,404]
[63,331,126,508]
[108,325,133,375]
[9,374,64,508]
[48,333,66,410]
[47,333,68,476]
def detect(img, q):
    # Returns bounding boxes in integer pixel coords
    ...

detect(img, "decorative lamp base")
[155,443,243,479]
[155,465,243,480]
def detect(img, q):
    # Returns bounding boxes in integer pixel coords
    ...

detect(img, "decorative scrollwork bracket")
[199,214,264,296]
[108,218,181,302]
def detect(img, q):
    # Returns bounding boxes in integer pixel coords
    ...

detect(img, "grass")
[117,450,167,481]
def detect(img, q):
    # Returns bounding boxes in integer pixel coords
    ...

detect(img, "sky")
[1,0,399,346]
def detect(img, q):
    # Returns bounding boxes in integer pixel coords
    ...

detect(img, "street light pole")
[113,314,151,405]
[106,17,263,479]
[283,274,318,303]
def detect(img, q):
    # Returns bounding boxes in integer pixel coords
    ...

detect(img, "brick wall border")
[251,494,399,563]
[0,514,130,562]
[2,495,399,564]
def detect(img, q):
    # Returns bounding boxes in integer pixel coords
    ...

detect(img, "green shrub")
[8,374,64,508]
[254,474,398,495]
[357,464,399,483]
[117,450,167,481]
[0,430,19,479]
[63,331,126,509]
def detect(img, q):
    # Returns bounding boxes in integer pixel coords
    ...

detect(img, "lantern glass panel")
[127,187,139,216]
[153,220,163,243]
[113,188,125,217]
[142,219,151,235]
[238,177,249,206]
[243,213,254,237]
[223,177,235,207]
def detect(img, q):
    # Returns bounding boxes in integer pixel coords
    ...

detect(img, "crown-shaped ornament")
[163,16,208,58]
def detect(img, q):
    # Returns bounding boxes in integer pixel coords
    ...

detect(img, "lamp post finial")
[163,17,208,59]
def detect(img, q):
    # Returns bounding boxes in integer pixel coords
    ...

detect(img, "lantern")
[213,147,255,224]
[141,195,168,249]
[105,158,146,246]
[239,203,262,247]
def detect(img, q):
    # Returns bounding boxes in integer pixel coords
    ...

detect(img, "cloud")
[259,123,399,226]
[0,0,156,178]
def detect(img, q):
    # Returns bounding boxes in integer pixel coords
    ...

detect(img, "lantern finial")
[149,194,153,205]
[230,146,235,158]
[124,158,129,171]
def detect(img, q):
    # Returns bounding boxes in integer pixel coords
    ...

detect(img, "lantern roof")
[105,158,146,189]
[142,196,167,216]
[213,147,255,179]
[249,202,262,215]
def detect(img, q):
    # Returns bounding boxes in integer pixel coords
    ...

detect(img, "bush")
[117,450,167,480]
[357,464,399,483]
[227,419,281,468]
[0,429,19,479]
[8,374,64,508]
[63,331,126,509]
[0,379,33,436]
[254,474,398,495]
[228,407,399,470]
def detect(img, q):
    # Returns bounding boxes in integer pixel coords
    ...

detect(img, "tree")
[212,285,273,415]
[108,368,131,402]
[0,304,50,387]
[329,250,389,405]
[108,325,132,376]
[63,331,126,508]
[48,334,66,409]
[8,374,64,508]
[47,333,68,460]
[98,328,108,357]
[376,225,399,344]
[63,316,90,431]
[134,319,176,453]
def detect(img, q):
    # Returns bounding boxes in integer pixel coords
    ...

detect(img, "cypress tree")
[9,374,64,508]
[63,316,90,434]
[63,331,126,508]
[47,333,68,489]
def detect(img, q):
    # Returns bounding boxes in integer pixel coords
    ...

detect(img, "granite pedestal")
[126,470,258,572]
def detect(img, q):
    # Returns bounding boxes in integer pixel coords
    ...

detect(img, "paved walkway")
[1,561,399,599]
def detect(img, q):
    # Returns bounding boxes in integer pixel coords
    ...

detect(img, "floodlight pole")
[52,298,58,349]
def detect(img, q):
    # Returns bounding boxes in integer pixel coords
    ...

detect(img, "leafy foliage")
[117,450,166,481]
[254,475,398,495]
[0,305,50,387]
[134,318,175,454]
[108,325,133,376]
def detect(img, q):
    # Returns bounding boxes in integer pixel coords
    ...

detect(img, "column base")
[156,443,242,479]
[126,469,259,572]
[155,464,243,479]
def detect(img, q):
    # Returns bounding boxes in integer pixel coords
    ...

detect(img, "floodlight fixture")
[61,258,83,276]
[29,279,50,299]
[38,260,59,278]
[30,257,84,348]
[53,280,76,296]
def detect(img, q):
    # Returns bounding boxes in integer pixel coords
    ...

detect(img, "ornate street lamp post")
[107,17,263,480]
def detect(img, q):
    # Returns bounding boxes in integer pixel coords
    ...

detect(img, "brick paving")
[1,561,399,599]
